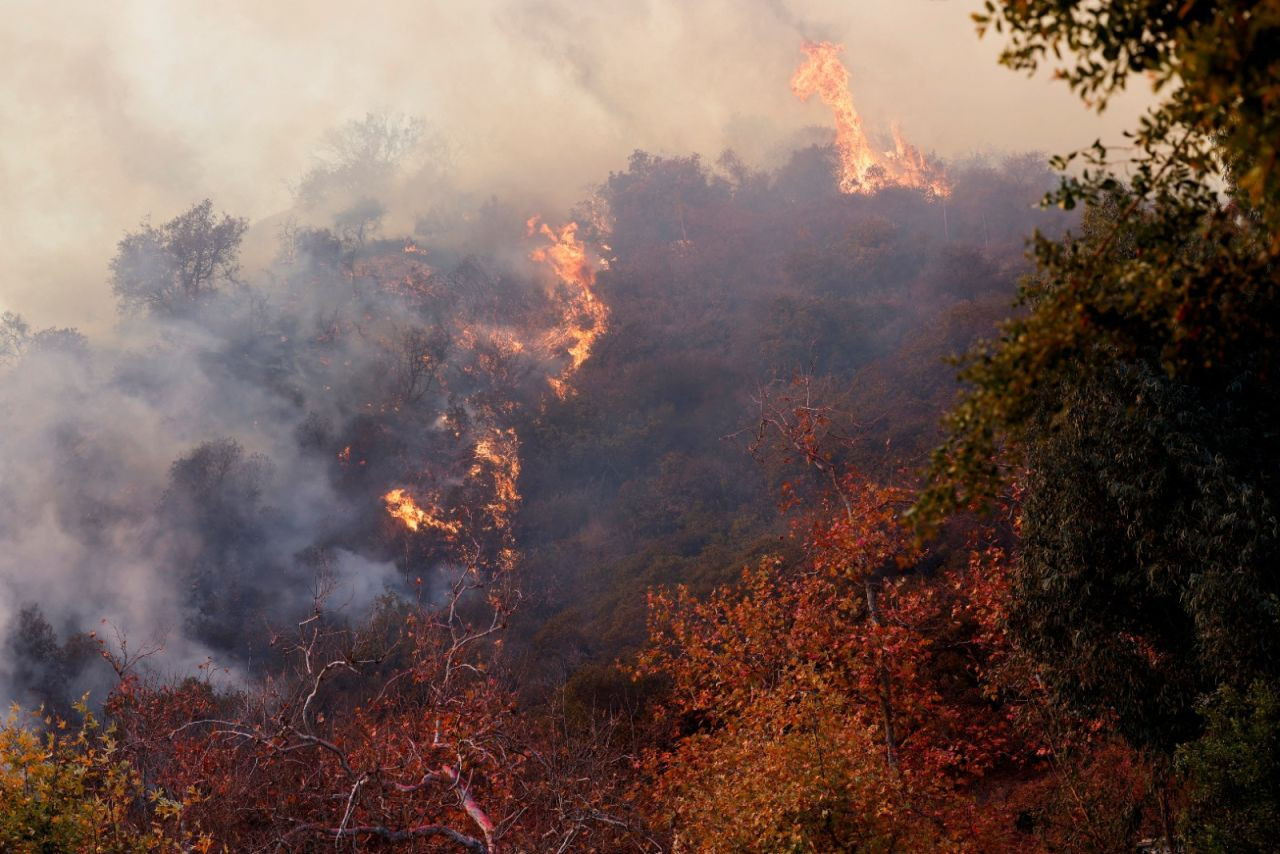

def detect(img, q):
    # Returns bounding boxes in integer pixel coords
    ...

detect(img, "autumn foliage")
[636,463,1161,851]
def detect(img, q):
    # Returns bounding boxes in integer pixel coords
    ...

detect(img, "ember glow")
[791,41,948,197]
[528,216,610,398]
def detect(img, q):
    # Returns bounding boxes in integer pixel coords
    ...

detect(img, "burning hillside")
[0,35,1046,716]
[0,12,1170,850]
[5,0,1271,849]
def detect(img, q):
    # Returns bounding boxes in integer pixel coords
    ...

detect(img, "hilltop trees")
[294,113,428,208]
[110,199,247,315]
[0,312,30,364]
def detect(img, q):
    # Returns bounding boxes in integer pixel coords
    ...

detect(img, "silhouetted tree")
[110,199,247,315]
[294,113,426,207]
[0,311,30,365]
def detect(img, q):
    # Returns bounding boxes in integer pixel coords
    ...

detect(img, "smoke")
[0,305,354,701]
[0,0,1152,333]
[0,186,569,705]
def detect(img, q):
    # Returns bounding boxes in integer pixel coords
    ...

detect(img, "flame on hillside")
[470,425,521,528]
[383,487,461,536]
[469,425,522,572]
[382,425,521,570]
[528,216,610,398]
[791,41,948,197]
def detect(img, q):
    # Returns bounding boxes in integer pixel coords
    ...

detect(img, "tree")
[0,700,205,852]
[387,323,451,406]
[637,476,1040,851]
[4,605,98,717]
[110,199,247,315]
[918,0,1280,726]
[294,113,431,207]
[920,0,1280,521]
[0,311,30,365]
[0,311,86,366]
[162,439,275,652]
[1177,680,1280,852]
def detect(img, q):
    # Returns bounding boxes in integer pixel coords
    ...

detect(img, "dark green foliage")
[1014,354,1279,750]
[972,1,1280,238]
[1179,681,1280,853]
[923,0,1280,522]
[919,1,1280,767]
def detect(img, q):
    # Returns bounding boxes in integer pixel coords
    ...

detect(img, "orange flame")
[528,217,610,398]
[383,487,461,536]
[469,425,522,572]
[791,41,948,197]
[469,426,521,525]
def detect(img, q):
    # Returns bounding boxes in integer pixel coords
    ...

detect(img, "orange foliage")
[637,472,1155,851]
[106,598,513,852]
[639,479,1002,849]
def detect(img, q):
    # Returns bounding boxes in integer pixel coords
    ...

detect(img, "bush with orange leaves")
[98,567,514,853]
[635,473,1157,852]
[100,578,656,852]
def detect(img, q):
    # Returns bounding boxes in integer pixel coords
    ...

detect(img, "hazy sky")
[0,0,1152,331]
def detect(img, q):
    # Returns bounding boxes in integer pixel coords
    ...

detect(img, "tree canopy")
[916,0,1280,838]
[109,199,247,315]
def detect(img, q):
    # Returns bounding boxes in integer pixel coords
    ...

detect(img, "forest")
[0,1,1277,851]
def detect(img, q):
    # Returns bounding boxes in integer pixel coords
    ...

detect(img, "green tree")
[0,701,202,852]
[915,0,1280,766]
[1178,681,1280,852]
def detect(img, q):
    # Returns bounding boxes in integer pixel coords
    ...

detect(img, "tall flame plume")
[791,41,948,197]
[528,216,610,398]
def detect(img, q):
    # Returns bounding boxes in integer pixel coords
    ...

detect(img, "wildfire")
[469,425,522,572]
[528,216,610,398]
[469,426,521,524]
[791,41,948,197]
[383,487,462,536]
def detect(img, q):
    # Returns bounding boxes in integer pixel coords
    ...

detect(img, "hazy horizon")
[1,0,1152,332]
